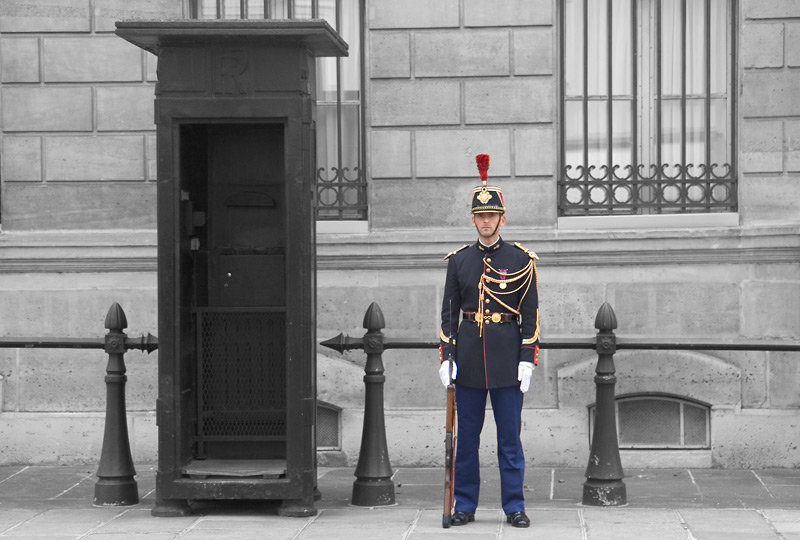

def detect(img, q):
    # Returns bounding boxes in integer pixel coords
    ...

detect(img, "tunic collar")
[476,237,504,253]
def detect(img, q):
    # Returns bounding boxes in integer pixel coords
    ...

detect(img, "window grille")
[589,395,710,449]
[559,0,737,216]
[189,0,367,221]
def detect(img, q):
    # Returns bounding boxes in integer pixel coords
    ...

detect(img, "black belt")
[463,311,518,324]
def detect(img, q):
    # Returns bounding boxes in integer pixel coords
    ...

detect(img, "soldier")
[439,154,539,528]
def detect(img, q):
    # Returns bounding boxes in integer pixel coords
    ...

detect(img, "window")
[559,0,736,216]
[589,395,710,449]
[190,0,367,221]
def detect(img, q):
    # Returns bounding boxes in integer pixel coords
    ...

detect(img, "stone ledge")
[2,224,799,272]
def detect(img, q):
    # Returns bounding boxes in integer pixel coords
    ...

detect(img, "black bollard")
[351,303,395,506]
[94,303,139,506]
[583,302,626,506]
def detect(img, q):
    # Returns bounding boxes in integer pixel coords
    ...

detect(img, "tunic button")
[485,299,490,304]
[485,309,490,314]
[486,258,492,262]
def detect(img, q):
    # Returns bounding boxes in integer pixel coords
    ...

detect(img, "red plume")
[475,154,490,184]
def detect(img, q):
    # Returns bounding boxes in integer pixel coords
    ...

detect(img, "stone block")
[96,86,156,131]
[557,350,742,408]
[2,182,157,230]
[0,413,105,465]
[44,37,141,82]
[93,0,182,33]
[146,50,158,81]
[129,413,157,463]
[741,23,784,68]
[0,285,157,339]
[742,281,800,339]
[742,70,800,118]
[787,120,800,171]
[1,37,39,82]
[0,351,17,412]
[317,281,439,337]
[46,135,145,181]
[370,130,411,178]
[342,407,587,467]
[370,178,470,229]
[739,176,800,225]
[743,0,800,20]
[464,0,553,27]
[515,126,555,176]
[146,134,157,180]
[740,119,783,173]
[715,350,768,408]
[788,23,800,67]
[317,352,364,410]
[414,30,509,78]
[712,409,800,468]
[2,87,92,132]
[538,282,607,335]
[607,282,740,336]
[368,0,458,29]
[369,32,410,78]
[513,28,553,76]
[383,349,443,408]
[121,352,159,412]
[2,136,42,181]
[371,80,460,126]
[500,178,556,227]
[415,128,510,178]
[0,0,90,33]
[769,352,800,407]
[465,78,554,124]
[17,349,106,411]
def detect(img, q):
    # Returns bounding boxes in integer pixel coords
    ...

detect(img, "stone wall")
[0,0,799,467]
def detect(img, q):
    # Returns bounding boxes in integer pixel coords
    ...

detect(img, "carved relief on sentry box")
[213,47,251,95]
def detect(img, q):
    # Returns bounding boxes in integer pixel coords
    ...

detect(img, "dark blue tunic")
[440,237,539,389]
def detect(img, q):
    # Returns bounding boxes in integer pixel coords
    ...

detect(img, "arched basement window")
[316,402,341,450]
[589,395,710,449]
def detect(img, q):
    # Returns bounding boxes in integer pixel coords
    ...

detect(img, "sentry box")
[116,20,346,517]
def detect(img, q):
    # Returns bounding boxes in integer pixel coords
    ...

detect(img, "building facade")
[0,0,799,469]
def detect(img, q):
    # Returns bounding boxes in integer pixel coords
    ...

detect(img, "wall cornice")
[1,225,798,273]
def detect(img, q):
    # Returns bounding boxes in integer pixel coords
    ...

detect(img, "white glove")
[439,361,457,387]
[518,361,534,393]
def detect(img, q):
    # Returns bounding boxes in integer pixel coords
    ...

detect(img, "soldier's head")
[470,154,506,242]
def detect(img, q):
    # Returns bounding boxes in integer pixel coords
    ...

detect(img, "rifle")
[442,304,457,528]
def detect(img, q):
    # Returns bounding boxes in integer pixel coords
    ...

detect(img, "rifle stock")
[443,381,456,528]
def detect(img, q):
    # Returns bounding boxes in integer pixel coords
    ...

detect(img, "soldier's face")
[472,212,506,240]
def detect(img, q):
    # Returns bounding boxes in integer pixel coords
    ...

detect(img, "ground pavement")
[1,465,799,539]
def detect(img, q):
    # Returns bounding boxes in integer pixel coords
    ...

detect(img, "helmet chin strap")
[474,215,503,242]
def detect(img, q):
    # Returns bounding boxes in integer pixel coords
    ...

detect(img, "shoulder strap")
[443,244,470,260]
[514,242,539,260]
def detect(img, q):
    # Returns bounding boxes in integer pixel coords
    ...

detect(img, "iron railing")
[322,301,800,507]
[0,303,157,506]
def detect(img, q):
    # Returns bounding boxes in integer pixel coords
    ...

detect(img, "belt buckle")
[490,313,501,324]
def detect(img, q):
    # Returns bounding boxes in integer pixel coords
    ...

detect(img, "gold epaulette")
[443,244,470,260]
[514,242,539,260]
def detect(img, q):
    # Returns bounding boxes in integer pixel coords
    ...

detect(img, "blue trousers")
[453,384,525,514]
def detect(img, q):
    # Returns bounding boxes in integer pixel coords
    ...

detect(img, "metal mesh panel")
[618,398,680,446]
[198,310,286,439]
[316,404,340,449]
